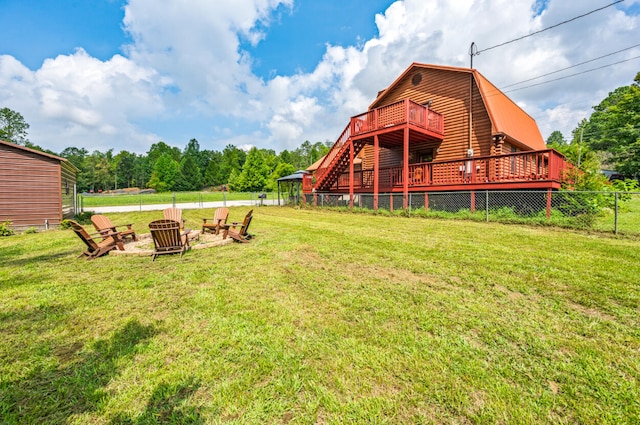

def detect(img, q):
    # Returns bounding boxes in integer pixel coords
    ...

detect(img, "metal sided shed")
[0,140,79,230]
[277,170,310,206]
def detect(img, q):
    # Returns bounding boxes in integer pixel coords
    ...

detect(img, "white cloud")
[0,49,166,152]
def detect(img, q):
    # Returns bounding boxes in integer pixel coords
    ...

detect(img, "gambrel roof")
[370,63,545,151]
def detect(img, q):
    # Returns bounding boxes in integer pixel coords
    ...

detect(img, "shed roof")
[370,63,545,151]
[0,139,79,172]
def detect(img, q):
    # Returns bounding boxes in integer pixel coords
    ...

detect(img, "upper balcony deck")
[349,99,444,141]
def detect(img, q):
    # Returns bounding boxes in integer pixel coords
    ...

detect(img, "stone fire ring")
[109,230,233,257]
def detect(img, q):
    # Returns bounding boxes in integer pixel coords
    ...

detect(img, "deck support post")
[403,127,409,209]
[546,188,552,219]
[424,193,429,211]
[374,135,379,210]
[349,140,354,209]
[313,192,317,207]
[390,194,393,212]
[471,190,476,213]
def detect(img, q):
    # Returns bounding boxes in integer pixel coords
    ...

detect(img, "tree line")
[0,108,330,193]
[59,139,330,193]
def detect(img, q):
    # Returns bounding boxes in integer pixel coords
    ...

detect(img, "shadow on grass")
[0,249,77,269]
[0,319,157,424]
[110,379,203,424]
[0,304,68,335]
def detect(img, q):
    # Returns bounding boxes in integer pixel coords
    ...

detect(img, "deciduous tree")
[0,107,29,145]
[582,72,640,178]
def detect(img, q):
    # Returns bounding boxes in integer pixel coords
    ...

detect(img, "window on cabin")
[411,149,434,164]
[420,150,434,163]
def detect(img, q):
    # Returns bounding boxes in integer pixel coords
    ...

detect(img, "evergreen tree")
[220,144,245,184]
[234,147,269,192]
[147,153,180,192]
[204,151,222,187]
[175,155,202,191]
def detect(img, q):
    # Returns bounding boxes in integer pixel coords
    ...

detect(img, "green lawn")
[80,191,266,207]
[1,207,639,424]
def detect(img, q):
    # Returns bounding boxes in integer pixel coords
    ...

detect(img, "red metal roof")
[370,63,546,151]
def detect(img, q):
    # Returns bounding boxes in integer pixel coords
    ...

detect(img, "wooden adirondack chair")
[70,220,124,260]
[91,214,137,242]
[202,207,229,235]
[163,208,185,229]
[149,219,191,261]
[222,210,253,243]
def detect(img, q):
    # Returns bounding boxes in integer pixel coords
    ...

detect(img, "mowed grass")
[0,207,639,424]
[81,191,260,207]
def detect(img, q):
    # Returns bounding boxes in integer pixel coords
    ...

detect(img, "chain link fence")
[79,191,279,212]
[305,191,640,235]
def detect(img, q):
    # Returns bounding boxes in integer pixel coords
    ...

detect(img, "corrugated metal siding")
[370,68,493,162]
[0,143,63,227]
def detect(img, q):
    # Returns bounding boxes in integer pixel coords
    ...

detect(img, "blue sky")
[243,1,395,77]
[0,0,639,154]
[0,0,130,69]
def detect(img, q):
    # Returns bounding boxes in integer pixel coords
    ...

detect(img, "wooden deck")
[304,149,568,193]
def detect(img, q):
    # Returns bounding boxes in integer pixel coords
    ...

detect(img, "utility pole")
[577,126,583,168]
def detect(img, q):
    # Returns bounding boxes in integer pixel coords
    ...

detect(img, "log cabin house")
[0,140,78,230]
[303,63,569,210]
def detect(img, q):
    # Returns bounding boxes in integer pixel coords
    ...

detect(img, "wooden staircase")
[314,136,367,191]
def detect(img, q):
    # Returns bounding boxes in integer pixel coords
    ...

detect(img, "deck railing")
[350,99,444,137]
[314,99,444,189]
[330,149,567,190]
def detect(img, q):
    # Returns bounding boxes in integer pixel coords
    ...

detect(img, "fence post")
[140,194,142,212]
[485,190,489,222]
[172,192,176,207]
[614,191,619,235]
[223,190,227,207]
[408,193,412,216]
[546,188,552,219]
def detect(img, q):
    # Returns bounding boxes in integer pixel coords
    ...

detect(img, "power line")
[475,0,625,55]
[501,43,640,89]
[503,54,640,93]
[573,124,640,139]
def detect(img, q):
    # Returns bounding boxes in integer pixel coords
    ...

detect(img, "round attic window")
[411,72,422,86]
